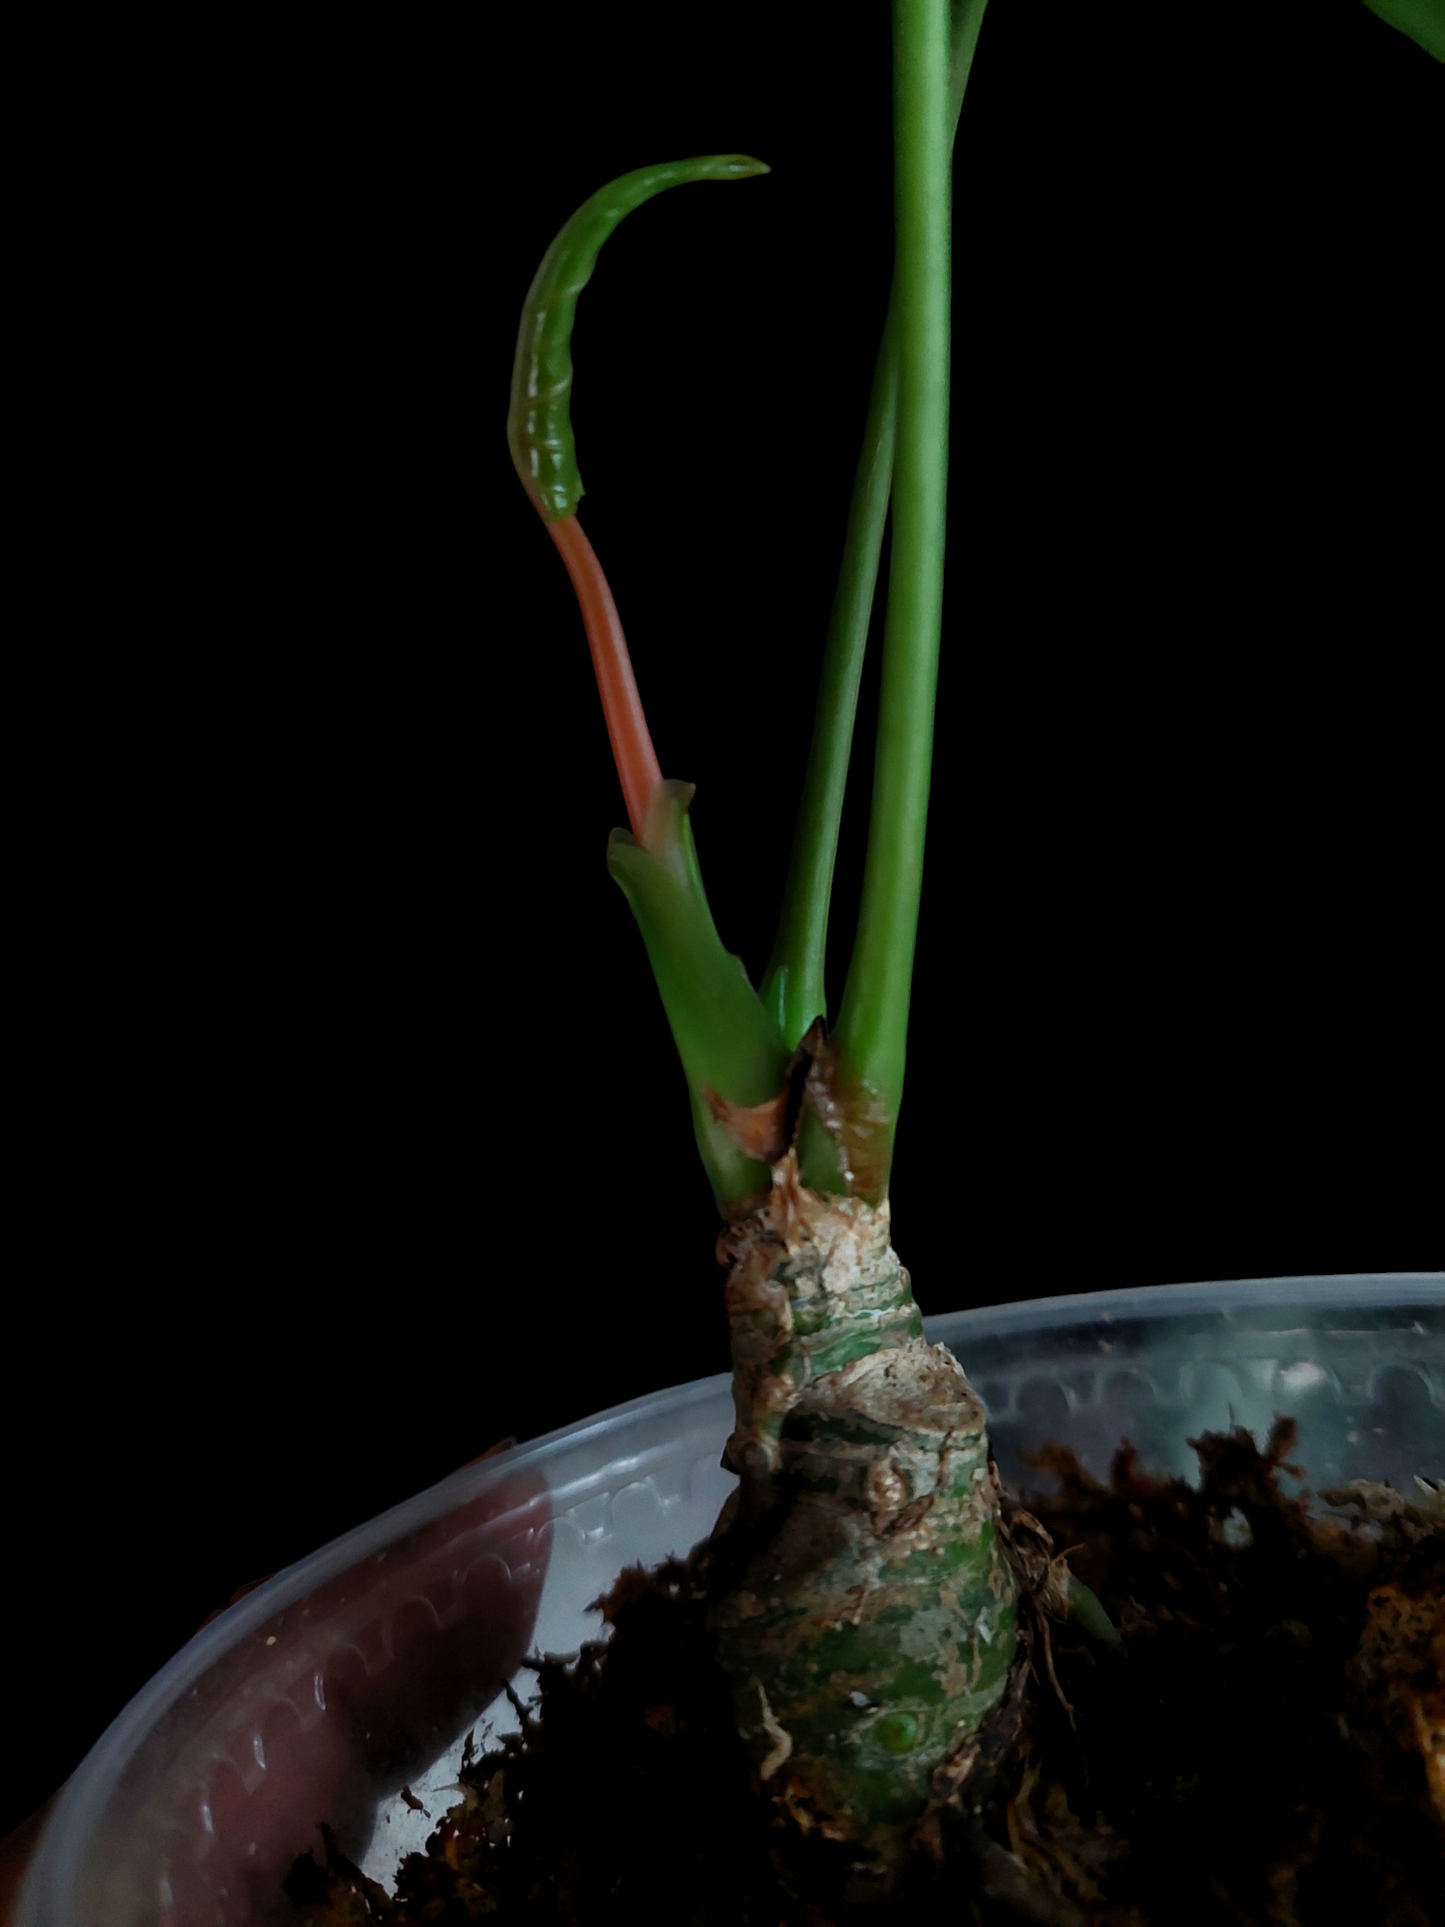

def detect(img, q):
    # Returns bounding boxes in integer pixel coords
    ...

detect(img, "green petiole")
[764,0,987,1192]
[817,0,954,1201]
[759,308,897,1058]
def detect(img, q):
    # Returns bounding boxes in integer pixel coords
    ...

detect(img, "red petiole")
[547,515,661,844]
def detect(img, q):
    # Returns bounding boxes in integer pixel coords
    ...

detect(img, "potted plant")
[8,3,1441,1927]
[283,2,1442,1919]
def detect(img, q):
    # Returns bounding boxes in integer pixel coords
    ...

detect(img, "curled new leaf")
[508,156,770,522]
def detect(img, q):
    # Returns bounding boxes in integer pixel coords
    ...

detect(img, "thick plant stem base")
[701,1157,1019,1898]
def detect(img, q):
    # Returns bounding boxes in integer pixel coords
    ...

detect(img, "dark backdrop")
[6,0,1439,1840]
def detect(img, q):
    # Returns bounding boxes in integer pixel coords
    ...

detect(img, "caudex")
[507,0,1444,1901]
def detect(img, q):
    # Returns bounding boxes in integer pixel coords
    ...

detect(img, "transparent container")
[18,1274,1443,1927]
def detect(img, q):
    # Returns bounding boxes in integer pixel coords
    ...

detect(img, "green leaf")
[1362,0,1445,59]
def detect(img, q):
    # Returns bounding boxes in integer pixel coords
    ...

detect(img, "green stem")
[763,0,986,1067]
[759,308,897,1053]
[827,0,952,1200]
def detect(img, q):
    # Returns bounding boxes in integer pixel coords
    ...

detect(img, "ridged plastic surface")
[18,1275,1443,1926]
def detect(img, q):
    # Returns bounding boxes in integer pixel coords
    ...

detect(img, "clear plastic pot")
[17,1274,1443,1926]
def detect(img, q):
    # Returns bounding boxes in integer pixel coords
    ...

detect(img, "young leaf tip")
[700,155,771,178]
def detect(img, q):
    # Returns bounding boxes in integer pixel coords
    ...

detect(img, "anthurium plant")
[506,0,1443,1896]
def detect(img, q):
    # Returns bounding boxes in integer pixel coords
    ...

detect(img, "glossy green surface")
[507,155,769,523]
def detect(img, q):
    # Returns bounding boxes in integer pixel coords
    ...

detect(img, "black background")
[6,0,1440,1841]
